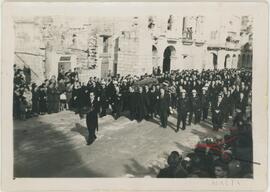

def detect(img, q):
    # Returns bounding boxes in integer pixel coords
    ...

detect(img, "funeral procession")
[13,15,253,178]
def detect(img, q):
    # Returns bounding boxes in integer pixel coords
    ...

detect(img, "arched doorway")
[224,54,231,68]
[163,46,176,73]
[211,53,218,69]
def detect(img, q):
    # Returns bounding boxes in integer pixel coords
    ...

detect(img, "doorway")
[163,46,176,73]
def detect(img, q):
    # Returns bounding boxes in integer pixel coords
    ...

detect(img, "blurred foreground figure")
[157,151,188,178]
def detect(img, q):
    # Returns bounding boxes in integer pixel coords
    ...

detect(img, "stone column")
[217,50,226,69]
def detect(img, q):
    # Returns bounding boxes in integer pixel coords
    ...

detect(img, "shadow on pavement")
[71,123,88,143]
[167,121,176,132]
[199,120,213,130]
[147,117,160,126]
[147,117,177,132]
[14,119,103,177]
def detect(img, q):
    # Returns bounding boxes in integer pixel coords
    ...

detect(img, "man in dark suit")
[233,92,247,126]
[128,86,136,121]
[135,86,147,122]
[201,87,210,121]
[149,85,158,118]
[176,89,189,131]
[120,79,129,111]
[98,80,109,117]
[111,86,123,120]
[189,89,202,124]
[235,92,247,115]
[158,88,170,128]
[86,91,99,145]
[211,94,224,131]
[143,85,151,119]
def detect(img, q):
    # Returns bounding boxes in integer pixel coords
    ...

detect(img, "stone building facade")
[13,15,251,83]
[14,18,46,84]
[239,16,253,69]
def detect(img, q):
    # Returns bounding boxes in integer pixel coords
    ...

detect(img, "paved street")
[14,111,228,178]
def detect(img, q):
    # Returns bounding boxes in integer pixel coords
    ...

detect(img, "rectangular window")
[59,56,71,61]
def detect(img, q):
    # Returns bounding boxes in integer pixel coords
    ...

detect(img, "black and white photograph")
[1,2,268,191]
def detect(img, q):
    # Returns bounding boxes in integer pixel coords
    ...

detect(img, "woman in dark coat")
[47,83,55,114]
[38,84,47,114]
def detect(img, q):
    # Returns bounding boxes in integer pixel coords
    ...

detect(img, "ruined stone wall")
[14,20,46,83]
[117,31,140,76]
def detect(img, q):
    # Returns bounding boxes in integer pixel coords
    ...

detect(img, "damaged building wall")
[13,15,250,84]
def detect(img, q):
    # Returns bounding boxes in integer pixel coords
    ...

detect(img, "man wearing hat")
[176,89,189,131]
[189,89,202,125]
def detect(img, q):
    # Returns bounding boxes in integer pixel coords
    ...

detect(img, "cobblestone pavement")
[14,111,229,178]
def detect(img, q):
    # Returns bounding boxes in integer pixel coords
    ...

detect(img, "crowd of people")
[13,65,253,173]
[68,67,251,145]
[157,115,253,178]
[14,66,251,132]
[13,66,79,120]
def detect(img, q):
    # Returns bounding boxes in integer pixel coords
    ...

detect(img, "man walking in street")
[176,89,189,131]
[86,91,99,145]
